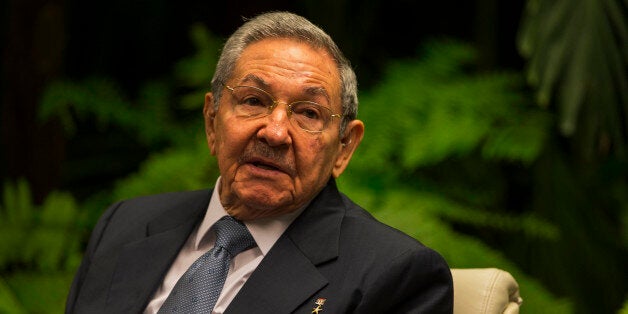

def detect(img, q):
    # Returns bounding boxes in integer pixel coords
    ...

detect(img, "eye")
[301,108,320,119]
[292,103,323,120]
[232,86,272,108]
[241,95,266,107]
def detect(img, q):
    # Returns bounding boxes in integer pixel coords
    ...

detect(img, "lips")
[238,142,296,176]
[246,157,294,176]
[252,161,280,171]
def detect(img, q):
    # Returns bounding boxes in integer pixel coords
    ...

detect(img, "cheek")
[308,138,322,152]
[214,119,247,166]
[217,116,247,145]
[299,137,337,174]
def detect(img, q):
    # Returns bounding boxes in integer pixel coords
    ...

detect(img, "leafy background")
[1,0,626,313]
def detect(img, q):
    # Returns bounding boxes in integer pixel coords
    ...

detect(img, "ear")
[332,119,365,178]
[203,92,217,156]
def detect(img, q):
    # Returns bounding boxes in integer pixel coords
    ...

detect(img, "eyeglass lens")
[228,85,335,132]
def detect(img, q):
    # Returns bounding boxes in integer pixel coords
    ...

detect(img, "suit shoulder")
[120,189,211,207]
[331,194,452,300]
[98,189,211,231]
[338,193,439,256]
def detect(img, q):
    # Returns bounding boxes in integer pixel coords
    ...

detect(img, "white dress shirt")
[144,177,304,314]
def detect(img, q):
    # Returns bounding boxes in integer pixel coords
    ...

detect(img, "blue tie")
[158,216,256,313]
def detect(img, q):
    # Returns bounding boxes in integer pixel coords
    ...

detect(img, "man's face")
[203,38,363,220]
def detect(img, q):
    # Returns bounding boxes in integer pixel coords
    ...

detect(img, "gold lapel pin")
[311,298,326,313]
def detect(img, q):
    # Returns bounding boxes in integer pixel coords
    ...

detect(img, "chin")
[230,190,296,219]
[229,202,298,220]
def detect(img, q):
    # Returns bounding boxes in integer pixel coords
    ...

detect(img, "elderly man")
[66,11,453,314]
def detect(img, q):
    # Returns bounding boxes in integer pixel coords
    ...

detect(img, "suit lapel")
[226,179,345,313]
[106,190,211,313]
[224,236,328,313]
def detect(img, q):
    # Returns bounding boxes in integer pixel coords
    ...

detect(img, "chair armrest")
[451,268,523,314]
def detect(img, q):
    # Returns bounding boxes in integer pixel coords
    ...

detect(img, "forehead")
[231,38,342,103]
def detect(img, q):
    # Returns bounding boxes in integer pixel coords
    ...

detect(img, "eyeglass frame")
[221,83,343,133]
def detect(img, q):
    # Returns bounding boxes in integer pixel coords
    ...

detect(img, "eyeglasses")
[223,84,342,133]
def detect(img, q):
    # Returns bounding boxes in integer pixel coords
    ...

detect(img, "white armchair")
[451,268,523,314]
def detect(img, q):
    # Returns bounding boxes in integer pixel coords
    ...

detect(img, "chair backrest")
[450,268,523,314]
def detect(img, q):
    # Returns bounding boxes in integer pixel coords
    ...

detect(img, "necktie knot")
[213,216,256,257]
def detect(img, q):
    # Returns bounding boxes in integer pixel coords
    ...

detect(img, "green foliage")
[349,40,555,235]
[337,39,571,311]
[342,37,628,313]
[518,0,628,159]
[112,141,219,201]
[38,25,222,150]
[620,298,628,314]
[103,25,222,203]
[518,1,627,311]
[174,23,221,110]
[6,26,224,313]
[355,40,550,173]
[415,191,559,240]
[39,78,130,135]
[0,277,25,314]
[0,179,82,313]
[39,77,199,147]
[6,273,72,314]
[0,179,82,272]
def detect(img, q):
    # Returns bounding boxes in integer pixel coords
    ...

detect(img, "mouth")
[252,161,281,171]
[246,157,293,175]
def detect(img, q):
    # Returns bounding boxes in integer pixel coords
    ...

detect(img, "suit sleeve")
[355,247,454,314]
[65,201,124,314]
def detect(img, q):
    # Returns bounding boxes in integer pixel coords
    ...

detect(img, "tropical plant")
[0,24,223,314]
[517,0,628,312]
[517,0,628,161]
[39,23,218,149]
[0,179,83,313]
[338,39,571,312]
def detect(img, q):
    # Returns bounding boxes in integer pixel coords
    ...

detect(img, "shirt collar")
[194,177,305,255]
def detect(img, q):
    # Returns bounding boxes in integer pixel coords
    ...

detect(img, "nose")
[256,103,293,147]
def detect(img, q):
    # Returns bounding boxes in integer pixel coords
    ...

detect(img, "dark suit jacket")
[66,179,453,313]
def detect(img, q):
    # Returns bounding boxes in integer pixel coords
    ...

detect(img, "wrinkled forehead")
[231,38,342,104]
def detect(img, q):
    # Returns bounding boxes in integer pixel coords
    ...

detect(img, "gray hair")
[210,11,358,134]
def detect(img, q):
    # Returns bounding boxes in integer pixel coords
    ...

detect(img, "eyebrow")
[303,86,330,104]
[238,74,331,104]
[239,74,270,89]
